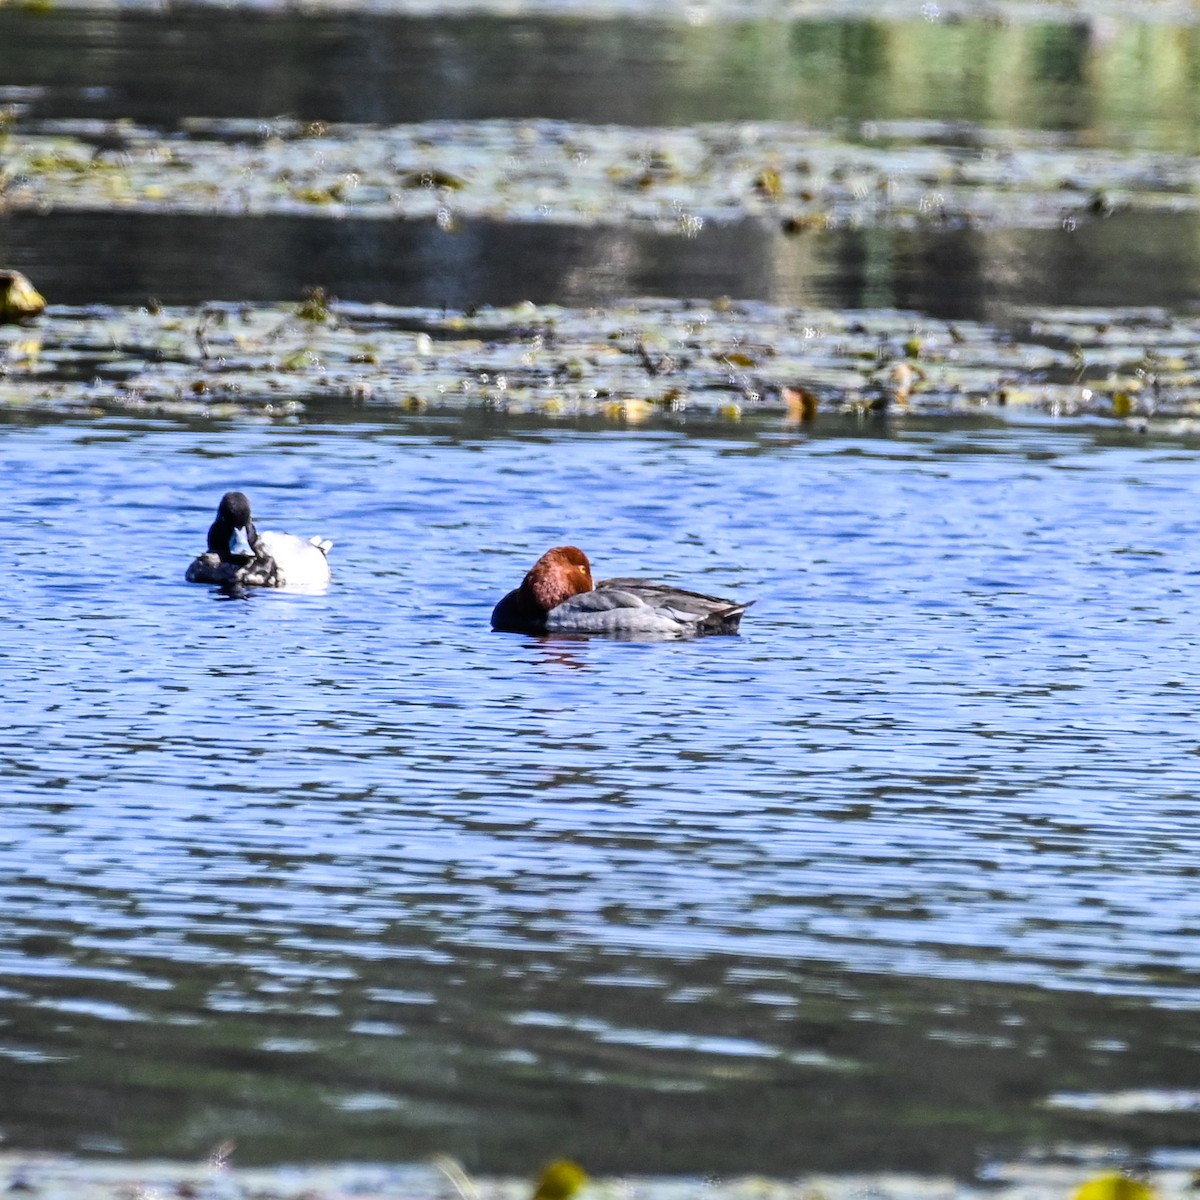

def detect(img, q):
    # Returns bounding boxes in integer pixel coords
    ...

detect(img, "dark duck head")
[207,491,260,564]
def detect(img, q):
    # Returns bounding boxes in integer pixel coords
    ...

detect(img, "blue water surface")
[2,412,1199,1172]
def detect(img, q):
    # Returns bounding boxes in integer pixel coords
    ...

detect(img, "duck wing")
[185,550,281,588]
[597,578,752,633]
[546,588,690,637]
[186,552,240,585]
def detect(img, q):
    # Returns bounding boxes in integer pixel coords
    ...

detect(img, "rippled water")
[5,0,1200,1178]
[3,410,1200,1171]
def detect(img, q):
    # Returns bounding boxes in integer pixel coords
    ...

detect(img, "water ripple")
[2,413,1200,1168]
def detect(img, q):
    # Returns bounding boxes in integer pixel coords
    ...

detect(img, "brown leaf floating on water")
[782,385,819,422]
[753,166,783,200]
[399,168,467,191]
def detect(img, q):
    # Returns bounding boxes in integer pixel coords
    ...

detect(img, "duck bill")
[228,525,255,559]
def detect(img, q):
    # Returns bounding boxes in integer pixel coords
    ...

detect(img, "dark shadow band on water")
[2,209,1197,318]
[0,211,772,313]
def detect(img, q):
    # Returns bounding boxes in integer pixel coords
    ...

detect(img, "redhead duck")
[186,490,333,589]
[491,546,751,637]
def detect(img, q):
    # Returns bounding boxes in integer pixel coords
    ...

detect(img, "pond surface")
[4,0,1200,1183]
[3,410,1200,1174]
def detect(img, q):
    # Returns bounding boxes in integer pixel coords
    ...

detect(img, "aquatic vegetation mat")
[0,1155,1192,1200]
[3,117,1198,231]
[4,295,1200,430]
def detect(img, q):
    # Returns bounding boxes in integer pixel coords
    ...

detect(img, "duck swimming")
[186,490,333,590]
[491,546,751,638]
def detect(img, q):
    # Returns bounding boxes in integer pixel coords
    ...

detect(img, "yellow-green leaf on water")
[292,185,340,205]
[6,336,42,369]
[532,1160,587,1200]
[0,269,46,324]
[753,166,783,200]
[1072,1174,1156,1200]
[281,348,321,371]
[27,149,92,175]
[602,397,653,423]
[295,286,333,322]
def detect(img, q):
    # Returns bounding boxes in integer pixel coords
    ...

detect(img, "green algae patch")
[6,296,1200,433]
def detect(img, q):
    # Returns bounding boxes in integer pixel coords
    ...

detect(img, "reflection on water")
[2,412,1200,1171]
[2,11,1199,147]
[5,8,1200,315]
[4,208,1198,316]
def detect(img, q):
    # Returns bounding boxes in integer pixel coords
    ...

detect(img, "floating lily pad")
[5,295,1200,434]
[6,116,1200,230]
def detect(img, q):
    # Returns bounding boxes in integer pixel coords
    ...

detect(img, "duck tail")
[704,598,755,634]
[308,536,334,558]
